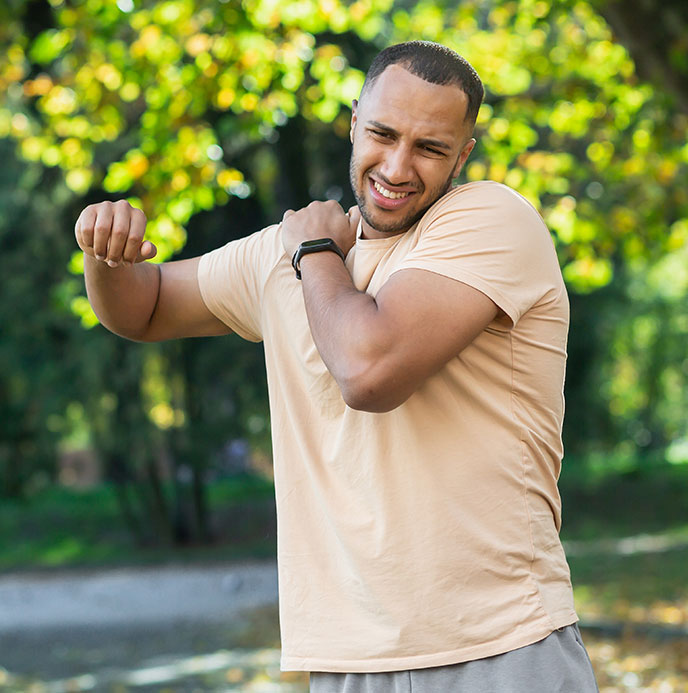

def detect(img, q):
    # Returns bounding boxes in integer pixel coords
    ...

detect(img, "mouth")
[368,177,416,210]
[373,180,411,200]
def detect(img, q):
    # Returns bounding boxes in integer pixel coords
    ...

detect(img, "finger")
[325,199,344,211]
[121,207,146,265]
[135,240,158,263]
[93,203,114,260]
[105,200,132,267]
[347,205,362,231]
[282,209,295,221]
[75,206,98,253]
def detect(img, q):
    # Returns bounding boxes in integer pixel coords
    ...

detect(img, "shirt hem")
[280,612,579,673]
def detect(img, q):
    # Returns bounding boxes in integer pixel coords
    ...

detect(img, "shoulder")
[201,223,283,273]
[216,222,283,256]
[421,181,545,228]
[197,222,284,342]
[198,222,285,305]
[415,181,554,254]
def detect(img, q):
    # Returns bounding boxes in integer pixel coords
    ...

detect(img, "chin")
[367,217,416,235]
[360,200,427,235]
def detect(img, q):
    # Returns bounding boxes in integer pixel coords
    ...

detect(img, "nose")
[379,144,414,186]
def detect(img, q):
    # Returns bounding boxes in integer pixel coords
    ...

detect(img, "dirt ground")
[0,560,310,691]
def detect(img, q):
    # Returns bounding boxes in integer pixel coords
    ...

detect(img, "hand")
[280,200,361,261]
[75,200,157,268]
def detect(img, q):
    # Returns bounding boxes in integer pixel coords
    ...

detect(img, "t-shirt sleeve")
[197,224,282,342]
[393,182,561,328]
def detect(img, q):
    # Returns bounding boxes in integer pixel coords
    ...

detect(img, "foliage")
[0,0,382,265]
[389,0,687,294]
[0,0,687,536]
[592,0,688,112]
[0,139,84,498]
[2,0,686,288]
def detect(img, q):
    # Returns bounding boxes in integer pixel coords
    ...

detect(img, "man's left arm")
[282,201,498,413]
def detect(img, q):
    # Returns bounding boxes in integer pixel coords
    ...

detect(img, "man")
[75,41,598,692]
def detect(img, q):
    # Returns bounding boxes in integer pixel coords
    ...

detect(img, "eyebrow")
[366,120,453,151]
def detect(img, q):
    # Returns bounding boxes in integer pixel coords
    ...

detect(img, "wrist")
[291,238,346,280]
[298,249,347,275]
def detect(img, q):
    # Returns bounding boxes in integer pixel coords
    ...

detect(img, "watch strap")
[291,238,346,280]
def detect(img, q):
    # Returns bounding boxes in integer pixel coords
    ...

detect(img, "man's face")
[349,64,475,238]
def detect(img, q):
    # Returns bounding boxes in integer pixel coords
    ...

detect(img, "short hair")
[361,41,484,130]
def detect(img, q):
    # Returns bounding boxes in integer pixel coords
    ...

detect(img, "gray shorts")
[310,624,599,693]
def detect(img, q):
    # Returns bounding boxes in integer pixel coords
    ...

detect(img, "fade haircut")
[361,41,484,131]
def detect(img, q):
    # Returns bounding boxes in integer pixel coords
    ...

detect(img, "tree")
[593,0,688,111]
[0,139,85,498]
[1,0,686,533]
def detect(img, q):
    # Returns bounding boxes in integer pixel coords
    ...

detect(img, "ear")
[350,99,358,144]
[453,138,476,178]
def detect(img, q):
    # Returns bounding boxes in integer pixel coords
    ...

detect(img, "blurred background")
[0,0,687,690]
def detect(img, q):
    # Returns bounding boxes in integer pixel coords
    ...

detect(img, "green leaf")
[30,29,72,64]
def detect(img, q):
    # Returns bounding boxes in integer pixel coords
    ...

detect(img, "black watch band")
[291,238,346,280]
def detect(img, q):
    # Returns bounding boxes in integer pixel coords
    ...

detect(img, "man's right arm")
[76,200,231,342]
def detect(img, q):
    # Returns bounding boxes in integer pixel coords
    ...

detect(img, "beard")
[349,154,456,235]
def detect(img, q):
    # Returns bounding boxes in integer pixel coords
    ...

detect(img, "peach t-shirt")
[198,181,578,673]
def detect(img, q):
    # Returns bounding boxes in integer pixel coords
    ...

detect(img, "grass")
[557,459,688,631]
[570,546,688,627]
[0,474,277,573]
[3,459,688,596]
[559,458,688,541]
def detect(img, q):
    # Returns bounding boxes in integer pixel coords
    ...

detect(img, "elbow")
[340,387,383,413]
[95,314,157,343]
[337,362,409,413]
[117,327,165,343]
[341,385,407,414]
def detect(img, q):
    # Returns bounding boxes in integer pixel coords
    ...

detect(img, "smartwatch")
[291,238,346,280]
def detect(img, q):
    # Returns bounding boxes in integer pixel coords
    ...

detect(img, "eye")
[370,129,393,140]
[422,145,444,156]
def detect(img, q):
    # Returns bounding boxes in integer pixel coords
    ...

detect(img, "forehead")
[359,64,469,143]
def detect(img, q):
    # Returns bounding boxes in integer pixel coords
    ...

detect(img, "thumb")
[135,240,158,263]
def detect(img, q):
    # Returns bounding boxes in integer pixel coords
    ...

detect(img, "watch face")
[292,238,344,279]
[301,239,333,249]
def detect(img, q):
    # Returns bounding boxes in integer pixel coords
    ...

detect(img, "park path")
[0,560,279,632]
[2,536,687,690]
[0,560,289,690]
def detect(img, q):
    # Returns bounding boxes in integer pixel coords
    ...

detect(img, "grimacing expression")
[349,64,476,238]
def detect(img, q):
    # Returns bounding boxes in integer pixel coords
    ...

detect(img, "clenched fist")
[280,200,361,262]
[75,200,157,267]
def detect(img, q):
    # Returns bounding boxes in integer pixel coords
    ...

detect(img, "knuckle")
[132,207,146,222]
[111,227,128,239]
[78,207,93,222]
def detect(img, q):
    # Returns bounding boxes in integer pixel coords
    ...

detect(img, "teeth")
[374,181,410,200]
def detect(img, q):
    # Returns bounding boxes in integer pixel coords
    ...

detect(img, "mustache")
[368,171,421,192]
